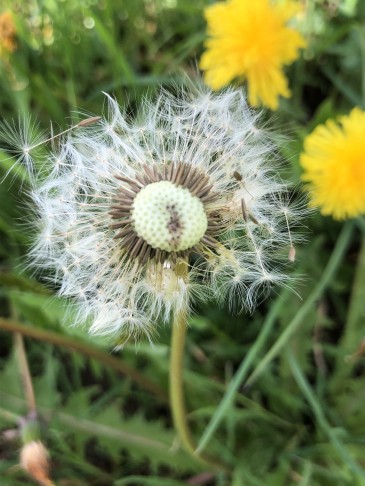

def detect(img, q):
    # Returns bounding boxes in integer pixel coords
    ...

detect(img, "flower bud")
[20,440,53,486]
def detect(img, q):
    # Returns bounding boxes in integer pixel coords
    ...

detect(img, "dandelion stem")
[169,309,228,472]
[169,311,196,455]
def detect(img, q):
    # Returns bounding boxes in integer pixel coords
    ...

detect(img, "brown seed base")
[109,162,225,266]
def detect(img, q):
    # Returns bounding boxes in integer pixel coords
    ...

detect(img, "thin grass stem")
[14,332,36,414]
[245,220,354,387]
[197,221,353,454]
[0,318,167,401]
[196,287,290,454]
[287,347,365,479]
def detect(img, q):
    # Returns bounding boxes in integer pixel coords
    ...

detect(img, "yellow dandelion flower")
[300,108,365,220]
[199,0,306,110]
[0,11,16,56]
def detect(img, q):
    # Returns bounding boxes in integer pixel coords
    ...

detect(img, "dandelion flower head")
[0,11,16,57]
[17,86,302,341]
[200,0,306,110]
[300,107,365,220]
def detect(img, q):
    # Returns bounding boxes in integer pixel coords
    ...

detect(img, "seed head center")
[131,180,208,252]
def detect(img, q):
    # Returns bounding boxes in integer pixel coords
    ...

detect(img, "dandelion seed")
[300,107,365,220]
[12,85,304,340]
[288,245,296,262]
[0,117,47,176]
[200,0,306,110]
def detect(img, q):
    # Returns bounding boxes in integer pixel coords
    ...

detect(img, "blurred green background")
[1,1,365,485]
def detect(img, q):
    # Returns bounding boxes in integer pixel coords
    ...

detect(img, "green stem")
[245,221,354,387]
[359,26,365,109]
[330,232,365,389]
[196,287,290,454]
[0,390,172,455]
[287,347,365,479]
[14,332,36,414]
[169,311,196,455]
[342,234,365,351]
[0,406,20,423]
[197,221,353,454]
[169,310,228,472]
[0,318,167,401]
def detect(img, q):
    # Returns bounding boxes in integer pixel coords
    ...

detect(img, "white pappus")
[7,85,305,342]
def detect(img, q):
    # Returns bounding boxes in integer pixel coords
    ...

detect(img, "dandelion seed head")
[6,84,306,340]
[131,180,208,252]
